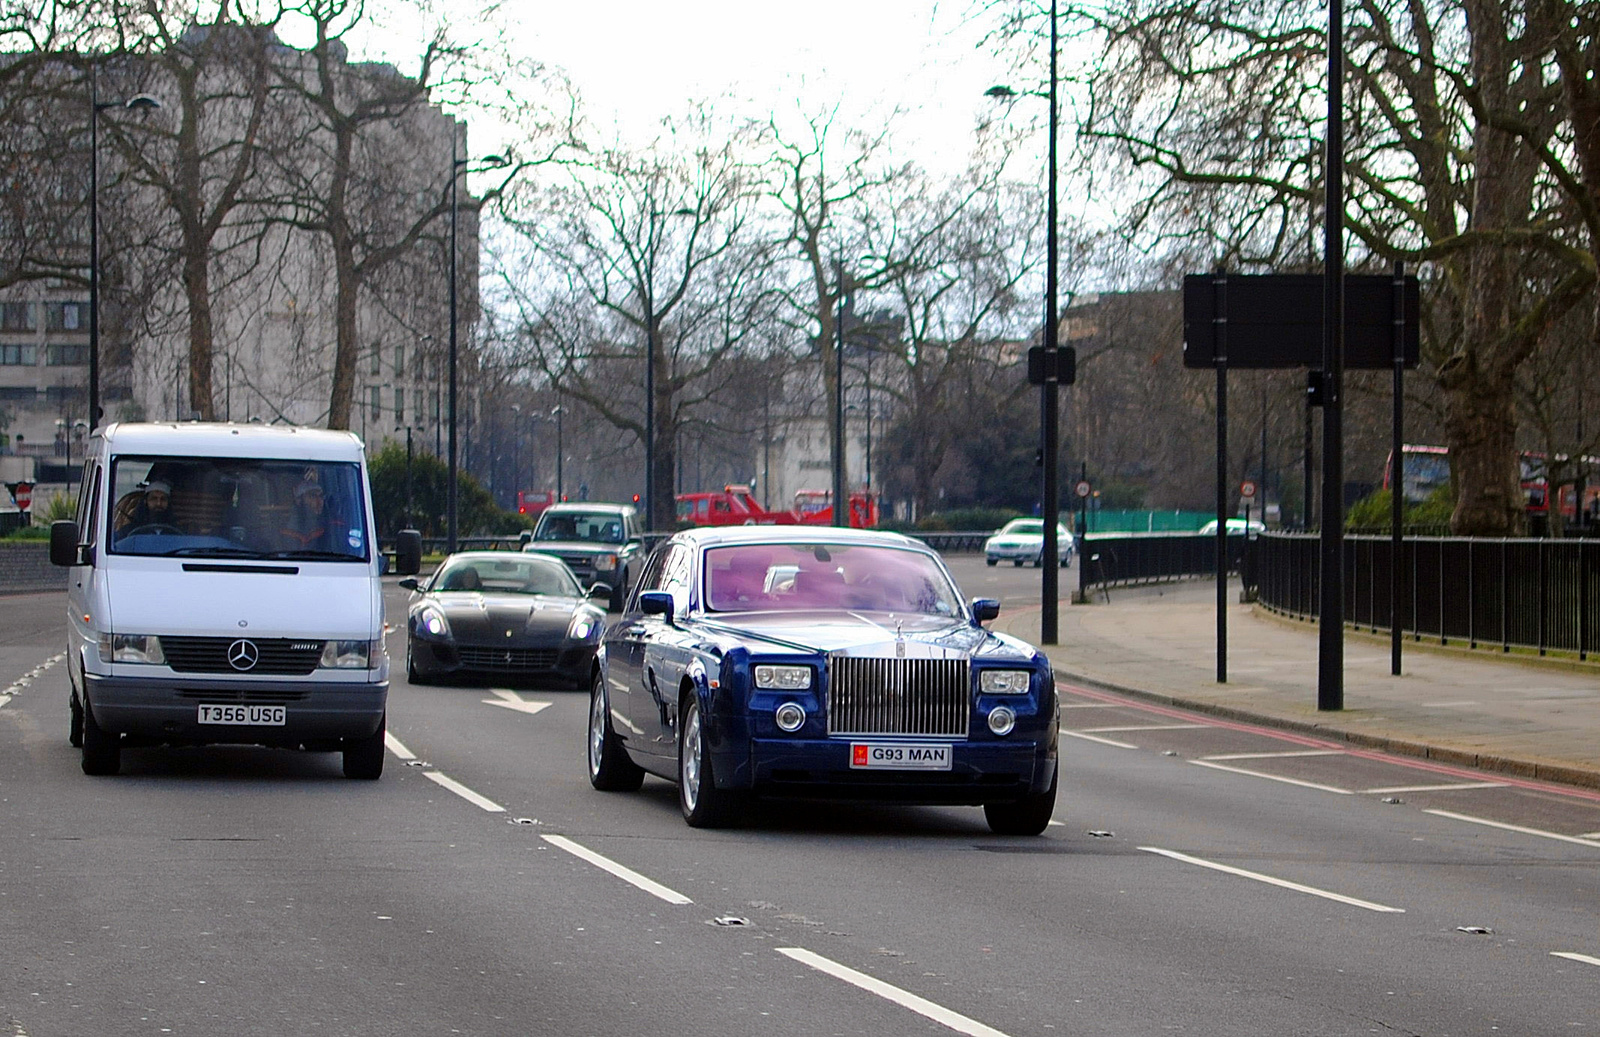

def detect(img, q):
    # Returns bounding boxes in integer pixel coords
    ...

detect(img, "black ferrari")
[400,551,609,688]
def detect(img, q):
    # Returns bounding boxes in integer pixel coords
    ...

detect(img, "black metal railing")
[1253,532,1600,658]
[1077,532,1249,598]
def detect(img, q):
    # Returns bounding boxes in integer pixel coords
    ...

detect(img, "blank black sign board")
[1182,273,1420,370]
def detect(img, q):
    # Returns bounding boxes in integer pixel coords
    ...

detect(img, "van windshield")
[108,456,369,561]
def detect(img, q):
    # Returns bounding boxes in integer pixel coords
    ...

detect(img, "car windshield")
[1000,520,1043,535]
[431,556,581,596]
[535,511,625,543]
[704,543,964,617]
[108,456,368,561]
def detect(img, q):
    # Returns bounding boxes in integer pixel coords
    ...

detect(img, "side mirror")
[397,577,420,592]
[394,529,422,576]
[587,581,613,600]
[971,597,1000,623]
[518,530,532,547]
[639,591,674,622]
[50,520,81,567]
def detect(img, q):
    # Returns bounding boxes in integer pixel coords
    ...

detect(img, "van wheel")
[80,703,121,776]
[343,715,386,779]
[69,692,84,748]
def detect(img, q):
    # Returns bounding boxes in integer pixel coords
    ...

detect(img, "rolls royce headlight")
[754,664,812,690]
[568,612,601,641]
[320,640,372,669]
[593,553,619,571]
[988,705,1017,736]
[979,670,1032,695]
[101,633,165,664]
[419,606,448,637]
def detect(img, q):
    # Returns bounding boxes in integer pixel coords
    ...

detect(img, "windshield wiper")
[264,550,363,561]
[162,546,268,558]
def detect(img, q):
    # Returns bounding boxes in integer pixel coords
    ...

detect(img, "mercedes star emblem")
[227,638,260,672]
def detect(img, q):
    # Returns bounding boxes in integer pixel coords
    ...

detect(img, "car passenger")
[279,476,336,551]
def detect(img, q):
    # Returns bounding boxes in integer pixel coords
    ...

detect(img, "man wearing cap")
[279,475,334,551]
[114,479,178,538]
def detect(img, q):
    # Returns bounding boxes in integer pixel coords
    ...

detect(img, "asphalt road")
[2,559,1598,1036]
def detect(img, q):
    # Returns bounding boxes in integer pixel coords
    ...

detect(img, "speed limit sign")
[1240,479,1258,499]
[1074,480,1091,499]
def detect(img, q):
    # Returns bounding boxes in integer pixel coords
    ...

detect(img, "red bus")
[1382,444,1599,521]
[517,489,558,517]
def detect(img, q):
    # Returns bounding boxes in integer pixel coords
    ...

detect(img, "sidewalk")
[993,577,1600,790]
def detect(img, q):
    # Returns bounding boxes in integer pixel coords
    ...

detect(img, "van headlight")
[320,640,378,669]
[99,633,165,665]
[979,670,1032,694]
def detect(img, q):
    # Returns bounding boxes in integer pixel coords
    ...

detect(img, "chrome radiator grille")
[826,657,970,738]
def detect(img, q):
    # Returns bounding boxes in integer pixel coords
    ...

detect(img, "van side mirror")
[50,520,80,567]
[394,529,422,576]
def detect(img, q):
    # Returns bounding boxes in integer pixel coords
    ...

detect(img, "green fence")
[1078,510,1213,534]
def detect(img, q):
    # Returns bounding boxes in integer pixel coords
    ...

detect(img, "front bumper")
[721,738,1055,805]
[84,673,386,746]
[410,638,596,688]
[985,543,1041,562]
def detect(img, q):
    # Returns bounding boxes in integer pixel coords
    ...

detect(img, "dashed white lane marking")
[1047,820,1066,827]
[1079,723,1208,733]
[1060,730,1138,749]
[542,834,693,905]
[1202,750,1345,761]
[777,947,1014,1037]
[423,771,504,813]
[1361,782,1507,795]
[1189,759,1352,794]
[1551,952,1600,968]
[1424,809,1600,849]
[0,652,67,709]
[1139,846,1405,913]
[1582,832,1600,840]
[384,732,417,760]
[482,689,553,715]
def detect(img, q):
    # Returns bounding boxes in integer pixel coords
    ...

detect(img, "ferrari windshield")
[108,456,368,560]
[431,555,582,596]
[703,542,964,616]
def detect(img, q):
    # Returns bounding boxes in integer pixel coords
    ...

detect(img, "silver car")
[984,519,1075,567]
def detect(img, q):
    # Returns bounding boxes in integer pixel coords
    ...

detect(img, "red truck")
[675,485,878,528]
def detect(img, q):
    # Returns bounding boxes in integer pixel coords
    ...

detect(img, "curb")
[1050,664,1600,793]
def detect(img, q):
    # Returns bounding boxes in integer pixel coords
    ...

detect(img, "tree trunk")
[1439,354,1523,535]
[182,246,215,419]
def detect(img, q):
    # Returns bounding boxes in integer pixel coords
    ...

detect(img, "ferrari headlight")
[568,612,601,641]
[320,640,372,669]
[100,633,165,664]
[754,664,812,690]
[419,606,448,637]
[593,553,619,571]
[979,670,1032,695]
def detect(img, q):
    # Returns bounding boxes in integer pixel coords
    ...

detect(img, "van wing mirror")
[49,520,80,567]
[394,529,423,576]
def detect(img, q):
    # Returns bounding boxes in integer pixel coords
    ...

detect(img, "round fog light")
[774,702,807,733]
[987,706,1017,736]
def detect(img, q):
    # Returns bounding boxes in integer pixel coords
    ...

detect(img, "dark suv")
[523,503,645,611]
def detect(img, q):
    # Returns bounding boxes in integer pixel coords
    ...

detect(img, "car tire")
[342,714,385,780]
[80,702,120,776]
[588,673,644,791]
[405,640,432,686]
[678,696,739,828]
[69,691,84,748]
[1012,559,1023,567]
[985,559,997,567]
[983,771,1057,836]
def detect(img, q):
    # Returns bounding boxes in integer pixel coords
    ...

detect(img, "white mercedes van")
[51,422,421,778]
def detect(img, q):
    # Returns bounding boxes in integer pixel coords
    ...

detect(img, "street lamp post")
[447,139,507,552]
[833,259,848,528]
[986,0,1064,643]
[89,64,160,432]
[395,425,414,529]
[551,404,564,501]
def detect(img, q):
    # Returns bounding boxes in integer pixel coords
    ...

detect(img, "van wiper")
[163,546,268,558]
[265,550,362,561]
